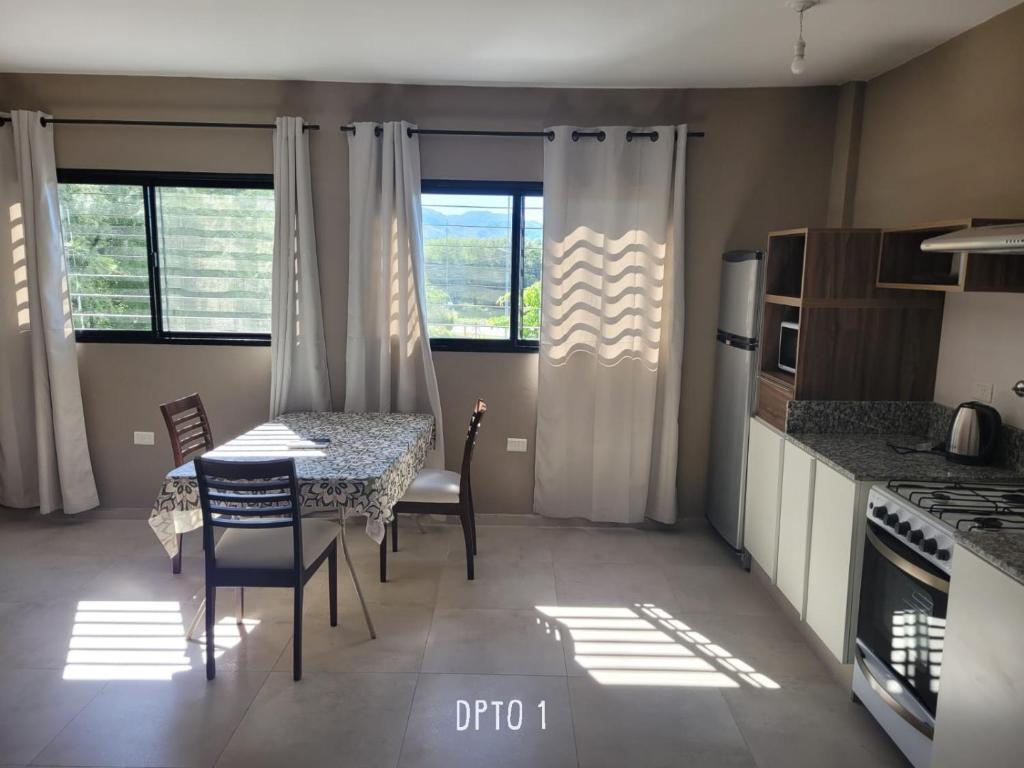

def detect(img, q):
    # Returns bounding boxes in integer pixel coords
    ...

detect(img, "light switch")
[134,431,155,446]
[506,438,528,453]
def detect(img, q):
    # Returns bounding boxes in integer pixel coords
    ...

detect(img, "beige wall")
[854,3,1024,427]
[0,74,839,514]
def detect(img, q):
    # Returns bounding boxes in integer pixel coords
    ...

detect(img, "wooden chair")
[381,400,486,582]
[160,393,215,574]
[195,456,339,681]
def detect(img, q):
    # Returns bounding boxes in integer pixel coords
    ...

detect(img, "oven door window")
[857,522,949,716]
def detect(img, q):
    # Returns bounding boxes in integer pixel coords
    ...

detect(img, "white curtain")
[0,111,99,514]
[270,116,331,418]
[534,126,686,524]
[345,122,444,466]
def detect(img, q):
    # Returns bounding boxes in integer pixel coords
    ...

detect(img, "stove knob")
[872,505,887,520]
[885,512,899,527]
[936,549,951,561]
[897,521,911,536]
[923,538,938,555]
[909,529,924,544]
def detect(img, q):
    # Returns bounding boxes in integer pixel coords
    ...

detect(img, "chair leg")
[460,503,475,581]
[205,585,216,680]
[172,534,183,574]
[468,490,478,556]
[392,514,399,552]
[293,585,303,681]
[235,588,244,624]
[379,531,388,583]
[328,543,338,627]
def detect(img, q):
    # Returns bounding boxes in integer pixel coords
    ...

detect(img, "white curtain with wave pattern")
[534,126,686,524]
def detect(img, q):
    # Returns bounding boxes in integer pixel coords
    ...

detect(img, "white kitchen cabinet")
[743,417,785,580]
[932,546,1024,768]
[775,441,816,616]
[804,462,869,663]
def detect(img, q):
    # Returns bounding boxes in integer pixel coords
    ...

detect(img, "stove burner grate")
[887,480,1024,521]
[959,516,1024,533]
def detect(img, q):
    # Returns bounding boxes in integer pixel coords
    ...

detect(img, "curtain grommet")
[571,130,580,142]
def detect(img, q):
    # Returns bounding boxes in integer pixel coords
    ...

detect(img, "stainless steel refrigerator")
[705,250,764,551]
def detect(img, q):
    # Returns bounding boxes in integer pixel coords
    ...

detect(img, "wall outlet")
[506,437,528,453]
[970,382,994,404]
[133,431,155,446]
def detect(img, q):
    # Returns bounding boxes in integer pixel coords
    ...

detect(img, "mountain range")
[422,207,541,240]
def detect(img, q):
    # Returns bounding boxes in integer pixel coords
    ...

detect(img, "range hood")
[921,223,1024,254]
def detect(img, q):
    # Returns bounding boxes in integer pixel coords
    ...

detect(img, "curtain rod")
[340,125,705,141]
[0,115,319,130]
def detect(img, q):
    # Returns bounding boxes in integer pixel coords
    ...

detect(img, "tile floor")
[0,509,909,768]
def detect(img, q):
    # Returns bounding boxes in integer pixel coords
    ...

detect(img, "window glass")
[156,186,275,334]
[58,183,151,331]
[422,192,514,340]
[521,194,543,341]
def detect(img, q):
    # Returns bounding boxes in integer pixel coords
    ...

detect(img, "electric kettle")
[946,401,1002,465]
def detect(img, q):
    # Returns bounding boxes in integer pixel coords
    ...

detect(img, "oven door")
[856,520,949,717]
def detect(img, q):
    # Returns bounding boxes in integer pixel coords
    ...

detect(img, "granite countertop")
[776,400,1024,585]
[785,431,1024,483]
[956,531,1024,587]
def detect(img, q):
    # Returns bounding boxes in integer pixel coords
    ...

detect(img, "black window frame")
[57,168,275,346]
[421,179,542,353]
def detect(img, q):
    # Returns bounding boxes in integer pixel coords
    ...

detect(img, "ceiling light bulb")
[791,39,806,75]
[786,1,816,76]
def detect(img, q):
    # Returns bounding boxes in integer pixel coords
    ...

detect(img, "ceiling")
[0,0,1019,88]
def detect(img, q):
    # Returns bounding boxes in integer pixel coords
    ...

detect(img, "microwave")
[778,321,798,374]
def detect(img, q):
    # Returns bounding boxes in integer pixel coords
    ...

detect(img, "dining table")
[147,410,435,639]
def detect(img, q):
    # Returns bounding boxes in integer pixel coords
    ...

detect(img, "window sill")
[74,332,271,347]
[430,339,539,354]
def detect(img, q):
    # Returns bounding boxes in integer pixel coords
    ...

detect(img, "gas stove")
[867,480,1024,574]
[855,478,1024,768]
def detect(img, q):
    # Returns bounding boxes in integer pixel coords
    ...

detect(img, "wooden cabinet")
[932,547,1024,768]
[743,417,785,580]
[804,463,869,663]
[755,226,945,431]
[775,441,816,617]
[877,218,1024,293]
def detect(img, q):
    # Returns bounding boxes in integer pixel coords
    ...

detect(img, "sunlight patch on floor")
[537,603,781,689]
[63,600,261,681]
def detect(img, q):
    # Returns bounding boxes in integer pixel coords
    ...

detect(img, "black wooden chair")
[160,393,215,574]
[381,400,486,582]
[195,457,339,681]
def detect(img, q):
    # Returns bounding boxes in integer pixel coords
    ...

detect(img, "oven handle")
[855,646,935,739]
[865,524,949,594]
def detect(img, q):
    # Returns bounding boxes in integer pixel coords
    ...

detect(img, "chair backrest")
[194,457,302,573]
[459,400,487,495]
[160,393,214,467]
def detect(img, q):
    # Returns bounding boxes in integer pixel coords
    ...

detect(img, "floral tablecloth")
[148,411,435,558]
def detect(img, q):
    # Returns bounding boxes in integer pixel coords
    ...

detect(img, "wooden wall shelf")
[755,227,945,431]
[877,218,1024,293]
[764,294,802,307]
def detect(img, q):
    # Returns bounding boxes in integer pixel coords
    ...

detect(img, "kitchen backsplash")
[785,400,1024,473]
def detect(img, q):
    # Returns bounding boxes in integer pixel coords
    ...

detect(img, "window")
[57,170,274,344]
[421,180,542,352]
